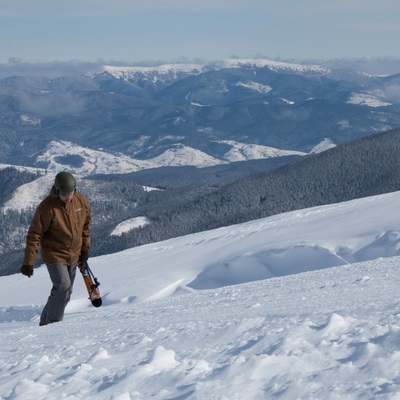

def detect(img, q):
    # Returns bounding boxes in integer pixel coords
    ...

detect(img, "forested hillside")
[91,127,400,255]
[1,127,400,276]
[0,157,291,275]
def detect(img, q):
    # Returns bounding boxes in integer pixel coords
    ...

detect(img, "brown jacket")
[23,186,91,266]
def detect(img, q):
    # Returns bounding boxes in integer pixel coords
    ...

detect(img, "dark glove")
[79,250,89,261]
[21,265,34,278]
[78,255,88,265]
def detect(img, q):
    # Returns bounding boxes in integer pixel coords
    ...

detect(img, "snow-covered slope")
[1,191,400,399]
[310,138,337,153]
[219,140,306,161]
[221,58,331,75]
[34,138,302,174]
[88,63,206,80]
[148,144,225,167]
[88,58,332,81]
[35,140,226,174]
[36,140,158,174]
[2,174,54,212]
[110,216,151,236]
[0,163,46,174]
[347,92,392,107]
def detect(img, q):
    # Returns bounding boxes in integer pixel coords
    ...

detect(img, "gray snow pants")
[39,262,77,326]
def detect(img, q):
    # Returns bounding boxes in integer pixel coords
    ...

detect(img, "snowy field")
[1,191,400,399]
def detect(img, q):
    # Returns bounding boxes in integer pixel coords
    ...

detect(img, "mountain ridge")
[1,58,400,169]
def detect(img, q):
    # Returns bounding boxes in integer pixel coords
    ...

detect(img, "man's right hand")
[20,265,34,277]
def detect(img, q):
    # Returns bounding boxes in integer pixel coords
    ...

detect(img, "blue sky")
[1,0,400,64]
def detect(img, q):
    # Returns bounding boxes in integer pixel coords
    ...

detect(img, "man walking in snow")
[20,172,91,326]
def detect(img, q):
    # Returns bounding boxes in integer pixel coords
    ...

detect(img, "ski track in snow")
[1,191,400,399]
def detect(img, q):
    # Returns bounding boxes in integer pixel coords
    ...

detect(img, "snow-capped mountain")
[148,143,226,168]
[1,58,400,169]
[12,138,307,176]
[36,140,158,175]
[89,58,331,81]
[217,58,332,75]
[219,140,307,162]
[88,62,207,81]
